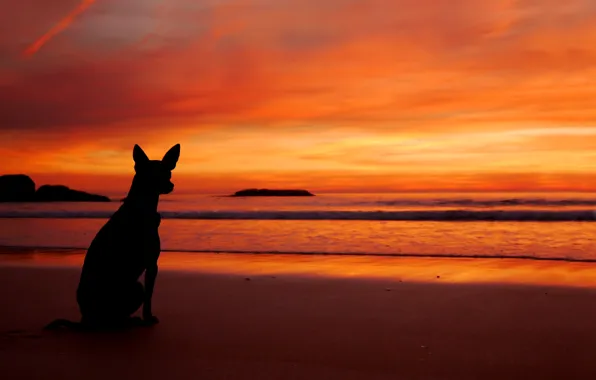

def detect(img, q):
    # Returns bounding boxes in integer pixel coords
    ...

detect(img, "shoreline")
[4,244,596,264]
[3,246,596,288]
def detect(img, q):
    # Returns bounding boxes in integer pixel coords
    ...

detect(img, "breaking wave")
[1,209,596,221]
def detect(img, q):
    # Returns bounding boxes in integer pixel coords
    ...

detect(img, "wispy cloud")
[3,0,596,191]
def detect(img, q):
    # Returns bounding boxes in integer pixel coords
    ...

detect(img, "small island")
[230,189,315,197]
[35,185,110,202]
[0,174,110,202]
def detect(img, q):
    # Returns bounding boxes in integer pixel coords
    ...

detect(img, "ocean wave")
[1,209,596,221]
[365,198,596,207]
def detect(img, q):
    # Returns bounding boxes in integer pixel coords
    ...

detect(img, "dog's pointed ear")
[162,144,180,170]
[133,144,150,165]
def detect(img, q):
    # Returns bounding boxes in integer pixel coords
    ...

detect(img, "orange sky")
[3,0,596,193]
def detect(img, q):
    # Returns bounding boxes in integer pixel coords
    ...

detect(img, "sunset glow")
[3,0,596,193]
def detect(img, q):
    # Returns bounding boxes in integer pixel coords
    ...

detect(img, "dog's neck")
[122,176,160,216]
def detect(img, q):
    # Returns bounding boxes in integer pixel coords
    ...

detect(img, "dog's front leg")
[143,263,159,325]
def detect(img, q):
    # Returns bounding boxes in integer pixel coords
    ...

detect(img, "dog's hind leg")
[120,281,145,317]
[78,281,145,329]
[106,281,145,328]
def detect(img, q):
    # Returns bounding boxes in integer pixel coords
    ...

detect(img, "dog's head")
[132,144,180,195]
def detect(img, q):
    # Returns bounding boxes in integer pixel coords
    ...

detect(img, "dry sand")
[2,251,596,379]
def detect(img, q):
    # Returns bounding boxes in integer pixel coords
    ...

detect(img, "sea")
[1,192,596,261]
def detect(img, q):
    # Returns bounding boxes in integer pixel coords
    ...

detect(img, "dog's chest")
[125,215,161,252]
[107,212,162,258]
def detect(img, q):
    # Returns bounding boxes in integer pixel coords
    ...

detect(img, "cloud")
[3,0,596,133]
[4,0,596,191]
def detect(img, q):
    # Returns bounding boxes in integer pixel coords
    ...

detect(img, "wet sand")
[2,251,596,379]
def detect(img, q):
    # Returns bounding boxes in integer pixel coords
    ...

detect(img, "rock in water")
[0,174,36,202]
[35,185,110,202]
[231,189,315,197]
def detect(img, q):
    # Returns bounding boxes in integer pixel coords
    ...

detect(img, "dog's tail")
[43,319,84,331]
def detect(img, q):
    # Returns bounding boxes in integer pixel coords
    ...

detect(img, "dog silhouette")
[45,144,180,330]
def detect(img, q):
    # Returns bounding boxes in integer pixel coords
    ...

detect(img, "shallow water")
[1,192,596,260]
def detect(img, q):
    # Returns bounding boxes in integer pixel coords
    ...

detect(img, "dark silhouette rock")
[0,174,111,202]
[231,188,315,197]
[35,185,110,202]
[0,174,36,202]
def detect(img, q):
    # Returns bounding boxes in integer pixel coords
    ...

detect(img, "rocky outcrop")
[231,189,315,197]
[0,174,36,202]
[35,185,110,202]
[0,174,110,202]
